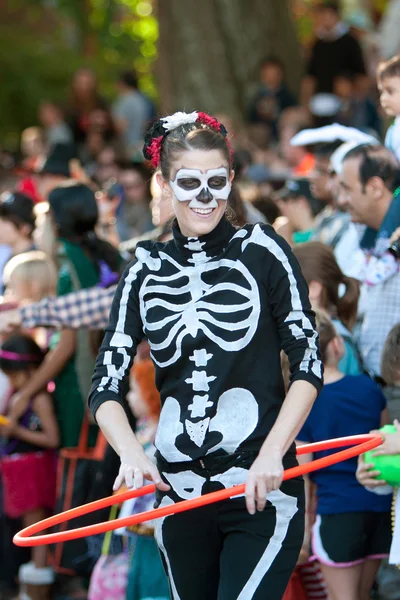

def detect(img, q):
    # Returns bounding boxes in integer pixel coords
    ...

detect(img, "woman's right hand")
[114,447,170,493]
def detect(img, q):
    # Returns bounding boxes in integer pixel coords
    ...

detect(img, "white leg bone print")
[154,496,182,600]
[238,489,298,599]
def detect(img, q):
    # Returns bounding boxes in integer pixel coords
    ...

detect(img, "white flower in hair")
[160,111,198,132]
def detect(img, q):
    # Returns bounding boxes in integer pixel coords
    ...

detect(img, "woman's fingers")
[113,471,124,491]
[147,463,170,491]
[113,456,171,493]
[134,468,144,489]
[245,473,257,515]
[255,477,267,512]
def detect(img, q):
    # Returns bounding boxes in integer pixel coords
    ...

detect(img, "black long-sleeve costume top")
[89,217,323,466]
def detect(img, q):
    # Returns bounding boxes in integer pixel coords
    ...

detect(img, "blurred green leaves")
[0,0,158,150]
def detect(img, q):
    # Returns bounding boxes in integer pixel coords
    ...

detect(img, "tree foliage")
[0,0,158,149]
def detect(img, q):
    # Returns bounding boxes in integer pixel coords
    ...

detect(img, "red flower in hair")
[196,112,222,132]
[147,135,163,168]
[196,112,234,165]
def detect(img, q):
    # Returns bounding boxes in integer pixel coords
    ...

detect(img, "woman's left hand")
[245,448,284,515]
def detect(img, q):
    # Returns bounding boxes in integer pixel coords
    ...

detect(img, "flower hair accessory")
[160,111,199,132]
[143,111,231,169]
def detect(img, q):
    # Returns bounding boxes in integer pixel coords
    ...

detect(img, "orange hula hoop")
[13,434,382,548]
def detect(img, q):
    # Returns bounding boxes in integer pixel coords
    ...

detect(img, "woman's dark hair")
[144,120,231,180]
[49,181,120,273]
[343,144,400,193]
[315,310,338,364]
[227,184,246,227]
[0,334,44,373]
[293,242,360,331]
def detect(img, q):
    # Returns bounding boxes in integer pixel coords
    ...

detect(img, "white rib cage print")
[139,253,261,368]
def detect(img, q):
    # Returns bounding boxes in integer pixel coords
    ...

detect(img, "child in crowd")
[377,54,400,162]
[248,56,297,140]
[3,250,57,305]
[10,182,122,448]
[297,311,391,600]
[0,192,35,262]
[0,334,59,598]
[357,322,400,568]
[7,182,122,583]
[2,251,58,351]
[293,242,363,375]
[274,178,324,245]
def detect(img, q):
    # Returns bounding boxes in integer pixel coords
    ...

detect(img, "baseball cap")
[0,191,35,229]
[277,179,314,202]
[277,179,324,216]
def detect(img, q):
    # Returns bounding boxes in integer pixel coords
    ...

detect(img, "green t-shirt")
[292,229,314,245]
[50,240,100,448]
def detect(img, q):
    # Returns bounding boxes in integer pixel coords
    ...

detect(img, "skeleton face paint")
[170,167,231,210]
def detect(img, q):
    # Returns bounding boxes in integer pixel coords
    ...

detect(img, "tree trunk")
[156,0,303,121]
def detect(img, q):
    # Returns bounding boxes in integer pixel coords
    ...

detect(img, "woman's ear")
[308,280,323,304]
[229,170,235,184]
[156,172,172,199]
[331,335,344,359]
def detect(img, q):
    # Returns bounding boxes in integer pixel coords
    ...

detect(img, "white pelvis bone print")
[155,387,259,462]
[139,253,261,368]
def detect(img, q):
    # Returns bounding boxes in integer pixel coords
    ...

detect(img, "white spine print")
[144,234,261,458]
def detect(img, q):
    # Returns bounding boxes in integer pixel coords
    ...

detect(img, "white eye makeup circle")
[170,167,231,203]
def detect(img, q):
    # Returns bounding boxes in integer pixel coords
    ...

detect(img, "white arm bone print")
[139,253,261,368]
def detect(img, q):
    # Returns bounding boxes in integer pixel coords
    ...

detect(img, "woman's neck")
[323,364,344,384]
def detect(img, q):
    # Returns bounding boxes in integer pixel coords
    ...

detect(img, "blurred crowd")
[1,1,400,599]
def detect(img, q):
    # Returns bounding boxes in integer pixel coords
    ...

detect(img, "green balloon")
[364,425,400,486]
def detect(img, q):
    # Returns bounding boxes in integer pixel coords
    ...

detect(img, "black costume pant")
[155,452,305,600]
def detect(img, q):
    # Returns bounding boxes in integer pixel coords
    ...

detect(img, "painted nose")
[196,187,213,203]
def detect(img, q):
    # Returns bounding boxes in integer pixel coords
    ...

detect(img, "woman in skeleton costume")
[88,111,323,600]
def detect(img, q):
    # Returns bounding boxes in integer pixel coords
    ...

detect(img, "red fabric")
[16,177,41,203]
[282,568,308,600]
[297,561,328,599]
[293,153,316,177]
[1,450,57,518]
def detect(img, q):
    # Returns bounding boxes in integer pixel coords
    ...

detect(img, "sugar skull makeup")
[170,167,231,207]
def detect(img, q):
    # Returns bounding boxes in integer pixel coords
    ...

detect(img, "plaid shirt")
[357,270,400,377]
[20,285,116,330]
